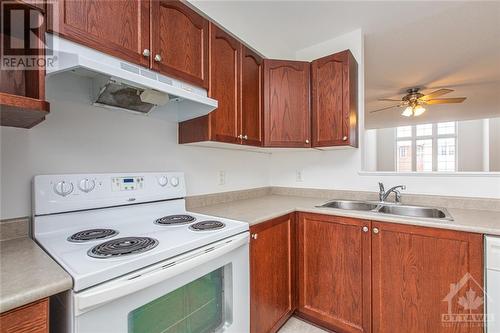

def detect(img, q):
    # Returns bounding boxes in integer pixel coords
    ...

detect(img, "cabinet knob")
[251,233,258,240]
[142,49,150,57]
[243,135,248,140]
[362,226,369,233]
[305,139,310,144]
[342,136,348,141]
[373,227,379,234]
[237,134,243,139]
[154,54,162,62]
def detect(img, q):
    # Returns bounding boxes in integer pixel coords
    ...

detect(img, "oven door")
[71,232,249,333]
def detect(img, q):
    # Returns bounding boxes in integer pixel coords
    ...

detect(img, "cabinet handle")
[237,134,243,139]
[142,49,150,57]
[154,54,162,62]
[251,233,258,240]
[342,136,348,141]
[243,135,248,140]
[373,227,379,234]
[362,226,369,233]
[305,139,310,144]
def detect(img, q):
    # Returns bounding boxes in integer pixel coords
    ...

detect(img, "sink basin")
[319,200,379,211]
[318,199,453,220]
[377,204,452,220]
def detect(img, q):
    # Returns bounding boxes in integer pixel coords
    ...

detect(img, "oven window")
[128,268,224,333]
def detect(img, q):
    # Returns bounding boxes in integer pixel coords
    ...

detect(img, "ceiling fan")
[370,88,467,117]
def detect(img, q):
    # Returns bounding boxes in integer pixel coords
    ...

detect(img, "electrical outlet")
[218,171,226,185]
[296,170,303,182]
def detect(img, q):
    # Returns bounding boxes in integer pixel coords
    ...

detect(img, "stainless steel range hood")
[45,34,217,122]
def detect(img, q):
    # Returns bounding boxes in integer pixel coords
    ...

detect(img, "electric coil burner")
[88,237,159,259]
[154,214,195,225]
[68,229,118,242]
[189,220,226,231]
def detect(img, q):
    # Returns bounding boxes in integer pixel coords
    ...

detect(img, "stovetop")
[34,200,248,291]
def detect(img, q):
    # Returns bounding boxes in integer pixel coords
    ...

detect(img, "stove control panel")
[34,172,186,215]
[112,176,144,191]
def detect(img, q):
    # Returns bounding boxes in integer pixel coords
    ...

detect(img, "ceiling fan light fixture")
[402,106,413,117]
[414,105,426,116]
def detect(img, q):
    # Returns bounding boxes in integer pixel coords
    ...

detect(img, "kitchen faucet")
[378,182,406,203]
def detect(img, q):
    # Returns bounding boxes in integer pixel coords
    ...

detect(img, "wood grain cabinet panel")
[297,213,371,333]
[250,214,296,333]
[0,298,49,333]
[207,23,241,144]
[311,50,358,147]
[372,222,484,333]
[240,46,263,146]
[151,1,209,88]
[48,0,150,67]
[263,60,311,147]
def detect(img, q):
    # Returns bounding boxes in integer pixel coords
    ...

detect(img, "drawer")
[0,298,48,333]
[486,236,500,271]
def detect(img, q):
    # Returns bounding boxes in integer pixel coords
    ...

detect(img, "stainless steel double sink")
[318,200,453,220]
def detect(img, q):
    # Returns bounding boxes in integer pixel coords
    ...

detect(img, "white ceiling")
[191,1,500,128]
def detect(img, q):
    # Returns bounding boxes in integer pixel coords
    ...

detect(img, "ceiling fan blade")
[420,88,453,101]
[425,97,467,104]
[378,98,402,102]
[370,104,402,113]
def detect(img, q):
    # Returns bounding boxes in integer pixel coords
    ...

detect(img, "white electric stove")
[32,172,250,333]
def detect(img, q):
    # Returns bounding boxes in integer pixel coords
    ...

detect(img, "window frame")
[395,122,457,172]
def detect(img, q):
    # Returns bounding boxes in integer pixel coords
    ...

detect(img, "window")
[395,122,456,172]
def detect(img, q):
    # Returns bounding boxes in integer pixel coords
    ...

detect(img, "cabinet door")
[48,0,150,67]
[311,50,358,147]
[372,222,484,333]
[208,23,241,144]
[263,60,311,148]
[240,46,263,146]
[250,214,296,333]
[297,213,371,333]
[151,1,209,89]
[0,298,49,333]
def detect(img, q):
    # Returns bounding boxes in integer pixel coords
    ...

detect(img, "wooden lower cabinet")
[372,221,484,333]
[250,214,296,333]
[296,213,371,333]
[0,298,49,333]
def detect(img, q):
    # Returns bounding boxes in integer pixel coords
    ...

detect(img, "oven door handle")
[74,232,249,315]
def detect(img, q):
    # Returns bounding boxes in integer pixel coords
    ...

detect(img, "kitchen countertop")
[0,237,72,313]
[190,194,500,236]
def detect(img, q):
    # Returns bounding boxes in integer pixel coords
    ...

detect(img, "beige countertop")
[0,237,72,313]
[190,194,500,236]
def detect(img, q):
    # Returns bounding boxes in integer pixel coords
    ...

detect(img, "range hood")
[45,34,217,122]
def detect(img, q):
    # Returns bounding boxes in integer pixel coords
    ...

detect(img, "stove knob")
[78,178,96,193]
[54,181,74,197]
[170,176,179,187]
[158,176,168,187]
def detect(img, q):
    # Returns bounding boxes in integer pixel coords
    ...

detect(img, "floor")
[278,317,328,333]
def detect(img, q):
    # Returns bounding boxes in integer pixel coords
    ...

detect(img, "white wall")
[490,117,500,171]
[269,29,500,199]
[375,128,395,171]
[457,120,484,172]
[0,74,270,219]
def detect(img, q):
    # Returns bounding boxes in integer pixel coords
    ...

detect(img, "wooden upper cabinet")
[241,46,263,146]
[372,222,483,333]
[48,0,150,67]
[151,1,209,89]
[207,23,241,144]
[250,214,296,333]
[297,213,371,333]
[263,60,311,148]
[311,50,358,147]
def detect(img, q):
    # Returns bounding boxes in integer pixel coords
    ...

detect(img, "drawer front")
[0,298,49,333]
[486,236,500,271]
